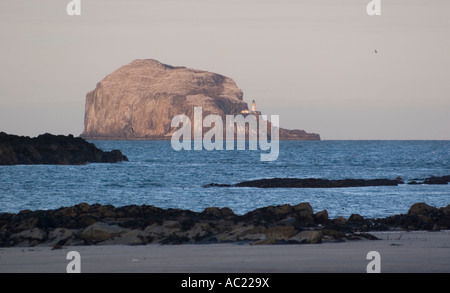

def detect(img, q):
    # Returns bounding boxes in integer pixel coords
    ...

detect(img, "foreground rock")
[379,202,450,231]
[0,132,128,165]
[1,202,448,247]
[81,59,320,140]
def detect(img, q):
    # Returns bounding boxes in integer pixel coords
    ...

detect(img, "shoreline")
[1,202,449,273]
[1,230,449,273]
[1,202,449,248]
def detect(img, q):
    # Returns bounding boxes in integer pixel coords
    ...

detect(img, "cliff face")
[81,59,320,140]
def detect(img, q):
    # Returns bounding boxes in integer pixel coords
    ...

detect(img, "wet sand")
[0,231,449,273]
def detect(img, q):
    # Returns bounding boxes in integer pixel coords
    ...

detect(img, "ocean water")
[0,140,449,218]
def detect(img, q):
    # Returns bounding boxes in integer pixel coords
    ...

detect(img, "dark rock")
[217,224,267,243]
[348,214,365,223]
[440,205,450,216]
[142,224,171,243]
[80,222,130,244]
[239,202,314,227]
[277,217,296,226]
[47,228,75,246]
[289,230,323,244]
[230,177,402,188]
[408,180,421,185]
[1,201,449,247]
[292,202,315,225]
[7,211,39,233]
[379,202,450,231]
[204,175,449,189]
[314,210,329,224]
[185,223,215,242]
[408,202,438,216]
[9,228,47,247]
[266,226,296,240]
[201,207,236,219]
[423,175,450,185]
[203,183,232,188]
[332,217,347,225]
[99,230,145,246]
[0,132,128,165]
[177,215,197,231]
[322,229,346,241]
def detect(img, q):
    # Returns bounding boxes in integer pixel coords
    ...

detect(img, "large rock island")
[81,59,320,140]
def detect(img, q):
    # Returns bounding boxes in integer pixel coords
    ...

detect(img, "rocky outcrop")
[408,175,450,185]
[205,177,403,188]
[423,175,450,185]
[205,175,450,188]
[277,129,320,140]
[379,202,450,231]
[1,202,449,247]
[81,59,320,140]
[0,132,128,165]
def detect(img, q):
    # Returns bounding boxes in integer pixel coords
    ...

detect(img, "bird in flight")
[375,50,378,53]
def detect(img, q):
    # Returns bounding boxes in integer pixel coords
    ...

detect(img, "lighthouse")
[240,99,261,116]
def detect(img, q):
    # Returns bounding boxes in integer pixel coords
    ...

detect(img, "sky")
[0,0,449,140]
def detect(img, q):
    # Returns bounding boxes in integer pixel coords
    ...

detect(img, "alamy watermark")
[66,1,380,17]
[66,251,81,273]
[366,251,381,273]
[170,107,279,162]
[63,250,380,273]
[367,0,381,16]
[66,0,81,16]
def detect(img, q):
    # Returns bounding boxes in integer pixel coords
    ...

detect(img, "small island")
[0,132,128,165]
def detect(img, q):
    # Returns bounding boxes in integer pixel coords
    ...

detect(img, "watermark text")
[171,107,279,162]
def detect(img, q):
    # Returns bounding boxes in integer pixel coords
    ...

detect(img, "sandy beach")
[0,230,448,273]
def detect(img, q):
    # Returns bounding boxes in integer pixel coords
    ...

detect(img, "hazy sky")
[1,0,449,139]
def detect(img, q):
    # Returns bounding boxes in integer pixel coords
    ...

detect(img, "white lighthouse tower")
[240,99,261,115]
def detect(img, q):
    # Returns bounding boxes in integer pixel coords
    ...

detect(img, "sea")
[0,140,449,218]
